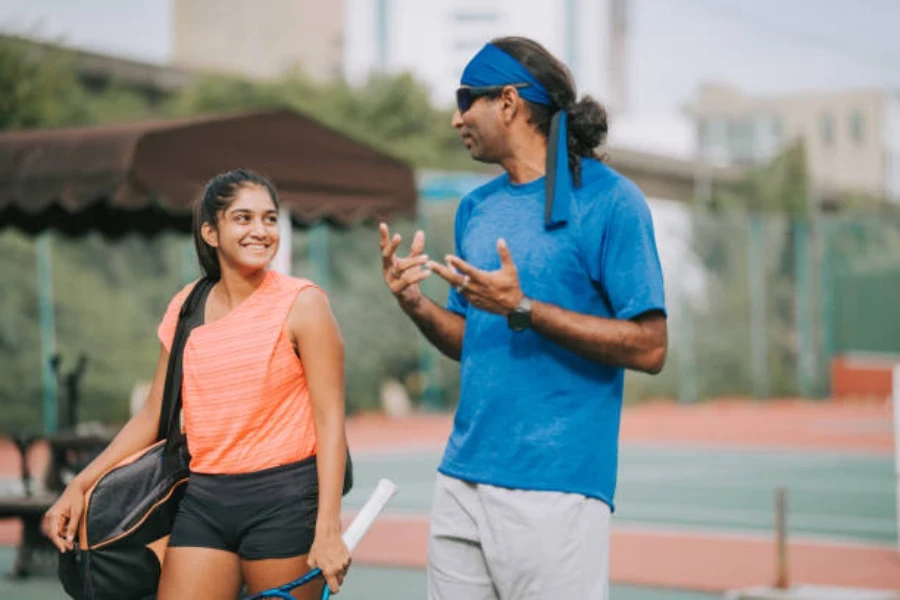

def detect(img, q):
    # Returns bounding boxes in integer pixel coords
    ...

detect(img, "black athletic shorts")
[168,455,319,560]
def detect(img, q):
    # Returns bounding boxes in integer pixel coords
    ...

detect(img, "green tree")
[675,141,900,400]
[164,71,475,171]
[0,40,92,129]
[0,39,157,131]
[0,40,166,431]
[0,39,484,431]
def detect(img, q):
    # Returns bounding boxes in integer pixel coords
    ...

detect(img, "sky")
[630,0,899,112]
[1,0,898,156]
[619,0,900,154]
[0,0,169,63]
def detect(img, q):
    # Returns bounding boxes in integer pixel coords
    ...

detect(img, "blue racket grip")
[250,567,323,599]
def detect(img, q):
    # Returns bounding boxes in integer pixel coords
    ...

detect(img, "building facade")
[686,83,900,201]
[342,0,629,114]
[171,0,343,82]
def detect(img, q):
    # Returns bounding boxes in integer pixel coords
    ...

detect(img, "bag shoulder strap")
[156,278,216,442]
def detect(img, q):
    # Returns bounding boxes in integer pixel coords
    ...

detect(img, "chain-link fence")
[3,187,900,431]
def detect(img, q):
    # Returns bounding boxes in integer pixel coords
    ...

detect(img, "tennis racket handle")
[342,479,398,551]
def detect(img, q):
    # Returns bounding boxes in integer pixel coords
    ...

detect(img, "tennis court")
[344,444,895,544]
[0,549,719,600]
[1,400,896,598]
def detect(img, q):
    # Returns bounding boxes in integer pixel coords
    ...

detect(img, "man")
[379,36,667,599]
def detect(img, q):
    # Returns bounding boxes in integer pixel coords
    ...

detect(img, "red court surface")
[2,398,896,593]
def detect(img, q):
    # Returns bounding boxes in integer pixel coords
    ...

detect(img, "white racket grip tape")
[342,479,398,551]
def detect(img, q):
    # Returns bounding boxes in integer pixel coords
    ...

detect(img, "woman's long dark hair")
[491,36,609,187]
[193,169,279,280]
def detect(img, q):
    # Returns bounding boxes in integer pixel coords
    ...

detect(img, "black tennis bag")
[58,278,214,600]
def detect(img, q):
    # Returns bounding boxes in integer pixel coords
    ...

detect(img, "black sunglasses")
[455,83,531,113]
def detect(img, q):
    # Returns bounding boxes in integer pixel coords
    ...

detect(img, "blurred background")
[0,1,898,599]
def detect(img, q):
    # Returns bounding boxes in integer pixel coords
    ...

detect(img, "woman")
[43,169,351,599]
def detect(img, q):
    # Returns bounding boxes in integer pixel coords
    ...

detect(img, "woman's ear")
[200,222,219,248]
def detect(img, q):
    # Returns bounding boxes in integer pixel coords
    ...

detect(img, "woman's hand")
[42,481,86,552]
[307,528,351,594]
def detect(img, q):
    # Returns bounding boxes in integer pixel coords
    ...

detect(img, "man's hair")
[490,36,608,186]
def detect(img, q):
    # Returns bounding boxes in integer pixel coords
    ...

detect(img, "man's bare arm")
[397,294,466,361]
[379,223,466,361]
[530,304,667,373]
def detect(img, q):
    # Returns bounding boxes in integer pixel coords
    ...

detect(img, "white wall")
[884,93,900,202]
[646,198,704,305]
[344,0,617,109]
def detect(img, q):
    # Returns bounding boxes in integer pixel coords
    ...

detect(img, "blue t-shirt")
[438,158,666,510]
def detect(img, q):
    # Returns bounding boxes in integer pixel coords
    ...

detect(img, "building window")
[697,117,730,164]
[728,118,756,165]
[452,12,499,23]
[770,116,782,140]
[820,113,835,145]
[849,110,865,143]
[752,114,782,163]
[697,119,708,147]
[453,39,483,52]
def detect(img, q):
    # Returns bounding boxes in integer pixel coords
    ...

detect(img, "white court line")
[342,481,436,505]
[343,464,894,504]
[351,443,445,458]
[622,455,893,473]
[342,448,895,543]
[622,442,894,460]
[346,461,893,495]
[344,481,895,538]
[337,509,896,551]
[350,442,893,463]
[351,443,893,466]
[619,469,893,494]
[618,502,895,536]
[609,520,899,550]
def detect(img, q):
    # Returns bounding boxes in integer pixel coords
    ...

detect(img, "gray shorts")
[427,473,611,600]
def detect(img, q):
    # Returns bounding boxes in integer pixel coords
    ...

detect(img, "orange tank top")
[157,270,319,474]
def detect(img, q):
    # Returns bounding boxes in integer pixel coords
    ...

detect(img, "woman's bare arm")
[287,287,350,592]
[43,346,168,551]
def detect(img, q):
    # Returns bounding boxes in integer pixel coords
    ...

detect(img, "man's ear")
[201,221,219,248]
[500,85,522,124]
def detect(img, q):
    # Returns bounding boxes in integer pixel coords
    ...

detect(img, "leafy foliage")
[0,39,477,431]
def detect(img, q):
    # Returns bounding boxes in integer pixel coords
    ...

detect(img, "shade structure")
[0,108,417,236]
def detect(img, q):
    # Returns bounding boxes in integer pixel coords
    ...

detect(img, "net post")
[893,365,900,552]
[774,486,789,589]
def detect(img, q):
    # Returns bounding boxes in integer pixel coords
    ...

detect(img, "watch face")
[508,309,530,331]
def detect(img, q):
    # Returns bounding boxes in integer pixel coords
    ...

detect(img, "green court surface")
[0,549,718,600]
[345,444,897,544]
[1,443,893,599]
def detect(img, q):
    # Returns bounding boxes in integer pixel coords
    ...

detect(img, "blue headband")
[461,43,571,229]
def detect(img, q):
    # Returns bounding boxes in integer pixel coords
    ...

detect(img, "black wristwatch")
[507,297,533,332]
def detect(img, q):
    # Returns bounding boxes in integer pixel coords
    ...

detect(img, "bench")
[0,493,57,578]
[2,429,114,576]
[0,356,103,577]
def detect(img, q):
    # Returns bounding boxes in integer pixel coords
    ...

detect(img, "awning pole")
[272,208,293,275]
[36,232,58,434]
